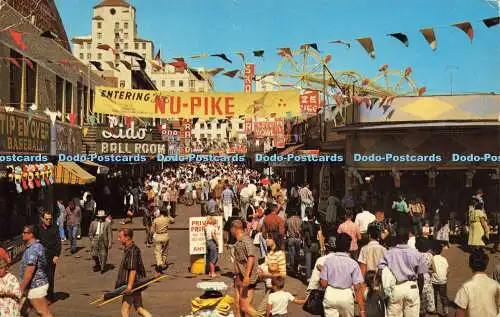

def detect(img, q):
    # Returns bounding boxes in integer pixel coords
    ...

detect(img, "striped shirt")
[115,243,146,288]
[222,188,234,204]
[264,250,287,277]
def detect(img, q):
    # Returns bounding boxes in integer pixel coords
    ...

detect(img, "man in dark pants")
[35,210,61,302]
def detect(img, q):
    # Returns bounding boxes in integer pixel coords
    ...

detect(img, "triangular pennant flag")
[378,64,389,72]
[40,30,58,39]
[190,53,209,59]
[8,29,27,51]
[168,60,187,70]
[278,48,292,57]
[68,113,76,125]
[388,33,409,47]
[234,52,245,62]
[404,67,412,77]
[382,105,390,114]
[120,60,132,70]
[308,43,319,52]
[356,37,375,58]
[97,44,116,55]
[105,61,120,72]
[452,22,474,42]
[154,49,161,61]
[418,87,427,96]
[4,106,15,112]
[253,50,264,57]
[483,16,500,28]
[90,61,103,71]
[211,54,232,63]
[82,127,89,137]
[123,51,144,60]
[149,59,163,70]
[420,28,437,51]
[387,109,395,119]
[300,44,309,50]
[44,108,58,126]
[173,57,185,62]
[324,54,332,64]
[24,58,34,70]
[222,70,240,78]
[207,68,225,76]
[87,114,97,126]
[8,57,21,69]
[329,40,351,48]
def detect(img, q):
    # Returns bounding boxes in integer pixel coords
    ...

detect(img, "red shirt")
[0,247,11,264]
[338,219,361,251]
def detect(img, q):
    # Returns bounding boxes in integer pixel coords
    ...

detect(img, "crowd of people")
[0,161,499,317]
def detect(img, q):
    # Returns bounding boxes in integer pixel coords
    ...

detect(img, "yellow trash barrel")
[191,255,206,275]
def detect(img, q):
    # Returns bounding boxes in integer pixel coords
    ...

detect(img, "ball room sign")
[96,124,167,155]
[94,87,300,119]
[0,111,50,154]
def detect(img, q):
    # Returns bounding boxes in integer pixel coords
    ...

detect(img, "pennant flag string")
[356,37,376,58]
[211,53,232,63]
[483,16,500,27]
[253,50,264,57]
[222,69,240,78]
[329,40,351,48]
[420,28,437,51]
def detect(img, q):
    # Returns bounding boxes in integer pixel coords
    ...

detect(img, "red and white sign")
[244,118,253,134]
[189,216,224,255]
[244,64,255,93]
[300,89,320,114]
[254,121,284,139]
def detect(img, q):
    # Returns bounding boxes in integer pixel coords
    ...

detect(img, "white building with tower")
[72,0,213,92]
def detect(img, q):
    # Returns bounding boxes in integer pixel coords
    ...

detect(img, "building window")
[115,53,120,60]
[200,123,205,129]
[135,43,139,49]
[207,123,211,129]
[216,134,221,139]
[65,81,73,115]
[142,43,146,49]
[87,43,91,49]
[124,22,129,29]
[170,80,175,87]
[179,80,184,87]
[200,133,205,138]
[238,123,243,129]
[120,81,125,88]
[55,76,63,114]
[115,33,119,38]
[97,33,102,39]
[97,53,102,59]
[124,43,128,49]
[152,80,156,86]
[198,88,204,92]
[9,50,22,109]
[142,53,146,58]
[25,59,37,105]
[161,80,165,87]
[189,80,195,88]
[124,33,128,39]
[79,53,84,59]
[115,22,119,29]
[97,22,102,29]
[216,123,221,129]
[115,43,120,49]
[87,53,91,59]
[110,8,116,15]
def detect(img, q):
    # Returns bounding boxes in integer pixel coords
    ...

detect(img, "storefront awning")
[55,162,96,185]
[80,160,110,175]
[279,144,304,155]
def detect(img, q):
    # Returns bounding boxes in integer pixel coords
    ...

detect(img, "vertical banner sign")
[300,89,320,115]
[189,216,224,255]
[274,118,285,148]
[244,118,253,134]
[244,64,255,93]
[180,119,192,154]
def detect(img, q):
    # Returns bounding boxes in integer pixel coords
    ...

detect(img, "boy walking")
[431,242,449,316]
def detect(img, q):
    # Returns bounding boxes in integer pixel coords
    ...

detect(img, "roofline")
[93,2,134,9]
[333,120,500,132]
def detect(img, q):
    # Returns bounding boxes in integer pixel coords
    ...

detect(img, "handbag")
[302,289,325,315]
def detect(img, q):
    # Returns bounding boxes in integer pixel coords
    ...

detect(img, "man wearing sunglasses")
[35,211,61,302]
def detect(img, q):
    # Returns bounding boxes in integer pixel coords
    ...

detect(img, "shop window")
[9,49,22,109]
[25,59,37,106]
[55,76,64,115]
[65,81,73,115]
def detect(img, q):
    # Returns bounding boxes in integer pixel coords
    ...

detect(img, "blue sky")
[56,0,499,94]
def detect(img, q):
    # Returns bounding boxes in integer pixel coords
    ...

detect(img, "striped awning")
[55,162,96,185]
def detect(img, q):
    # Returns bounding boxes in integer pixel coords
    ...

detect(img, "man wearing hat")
[88,210,113,273]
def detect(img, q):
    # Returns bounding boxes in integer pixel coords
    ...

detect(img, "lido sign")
[97,123,166,154]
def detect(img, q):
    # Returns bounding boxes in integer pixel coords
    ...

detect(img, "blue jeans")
[287,238,301,273]
[67,224,78,253]
[58,224,66,240]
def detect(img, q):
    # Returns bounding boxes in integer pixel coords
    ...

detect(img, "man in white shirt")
[454,251,500,317]
[239,183,254,220]
[299,183,313,220]
[354,207,376,245]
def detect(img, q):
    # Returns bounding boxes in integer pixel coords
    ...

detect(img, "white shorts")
[27,284,48,299]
